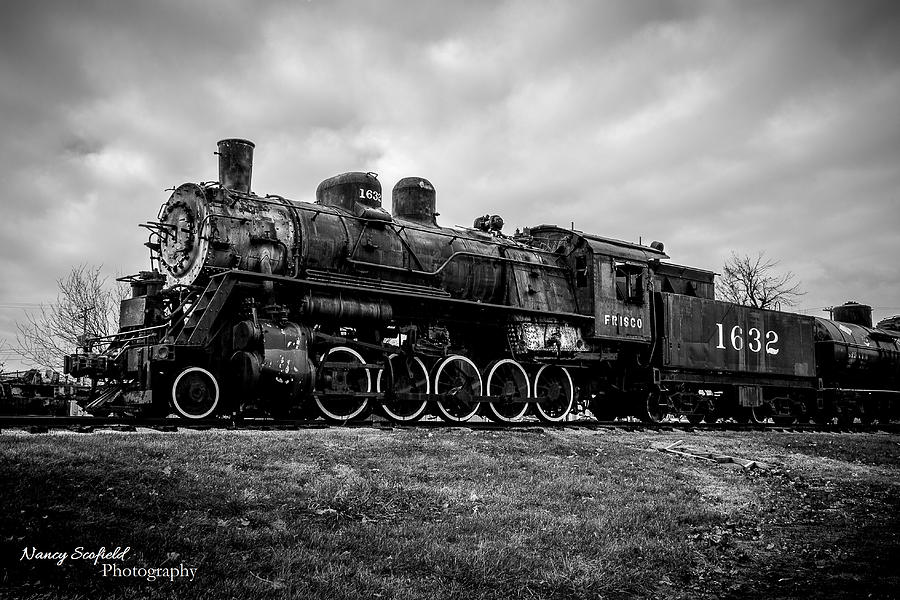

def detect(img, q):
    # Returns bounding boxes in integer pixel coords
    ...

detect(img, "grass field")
[1,426,898,599]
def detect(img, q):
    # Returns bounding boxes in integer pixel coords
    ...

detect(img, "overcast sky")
[1,0,899,370]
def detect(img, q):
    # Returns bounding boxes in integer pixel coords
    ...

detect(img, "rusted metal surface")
[154,182,296,286]
[661,294,816,378]
[151,167,578,311]
[509,320,585,353]
[503,247,575,313]
[118,297,148,329]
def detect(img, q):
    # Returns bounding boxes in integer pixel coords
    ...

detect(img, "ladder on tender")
[170,276,237,345]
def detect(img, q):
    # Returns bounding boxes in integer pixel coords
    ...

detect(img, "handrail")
[346,250,567,276]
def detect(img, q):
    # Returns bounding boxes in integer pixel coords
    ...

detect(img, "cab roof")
[530,225,670,262]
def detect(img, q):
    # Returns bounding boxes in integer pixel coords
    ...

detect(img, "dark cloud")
[1,0,900,368]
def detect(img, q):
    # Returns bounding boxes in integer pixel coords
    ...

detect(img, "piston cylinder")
[229,320,314,410]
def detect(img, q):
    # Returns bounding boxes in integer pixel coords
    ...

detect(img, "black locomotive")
[64,139,900,424]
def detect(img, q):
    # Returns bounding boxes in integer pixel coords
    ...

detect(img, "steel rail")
[1,415,897,434]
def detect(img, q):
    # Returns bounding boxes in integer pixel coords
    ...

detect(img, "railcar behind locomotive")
[64,139,900,424]
[0,369,87,415]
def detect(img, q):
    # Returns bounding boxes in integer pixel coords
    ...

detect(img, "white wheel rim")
[435,355,482,422]
[315,346,371,421]
[376,354,430,422]
[171,366,220,419]
[485,359,530,422]
[533,365,574,422]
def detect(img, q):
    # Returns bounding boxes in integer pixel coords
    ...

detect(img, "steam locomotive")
[64,139,900,424]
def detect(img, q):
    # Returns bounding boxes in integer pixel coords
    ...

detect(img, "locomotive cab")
[525,225,667,342]
[581,233,666,343]
[592,255,653,342]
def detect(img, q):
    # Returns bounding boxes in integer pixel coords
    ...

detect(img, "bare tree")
[716,251,804,309]
[15,265,125,370]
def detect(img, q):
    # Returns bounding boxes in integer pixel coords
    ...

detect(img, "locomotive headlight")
[152,344,175,361]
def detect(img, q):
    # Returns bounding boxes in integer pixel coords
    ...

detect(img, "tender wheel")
[376,354,430,423]
[589,395,617,421]
[483,359,530,423]
[315,346,372,422]
[859,401,877,425]
[703,402,722,424]
[810,410,833,425]
[772,415,797,426]
[733,407,758,424]
[533,365,574,422]
[684,395,716,424]
[750,406,769,424]
[434,355,482,422]
[171,367,220,419]
[686,412,705,425]
[642,391,667,424]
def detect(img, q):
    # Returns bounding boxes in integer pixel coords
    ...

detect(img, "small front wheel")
[171,367,220,419]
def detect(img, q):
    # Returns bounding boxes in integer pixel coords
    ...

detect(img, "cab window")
[615,263,645,304]
[575,255,588,287]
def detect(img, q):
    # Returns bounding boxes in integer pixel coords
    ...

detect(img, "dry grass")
[1,427,898,599]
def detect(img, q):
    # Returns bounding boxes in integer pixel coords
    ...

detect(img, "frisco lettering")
[603,314,643,329]
[20,546,130,566]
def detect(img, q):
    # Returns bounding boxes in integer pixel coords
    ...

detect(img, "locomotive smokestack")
[217,138,255,193]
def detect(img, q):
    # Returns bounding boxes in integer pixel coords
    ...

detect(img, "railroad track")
[1,415,897,434]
